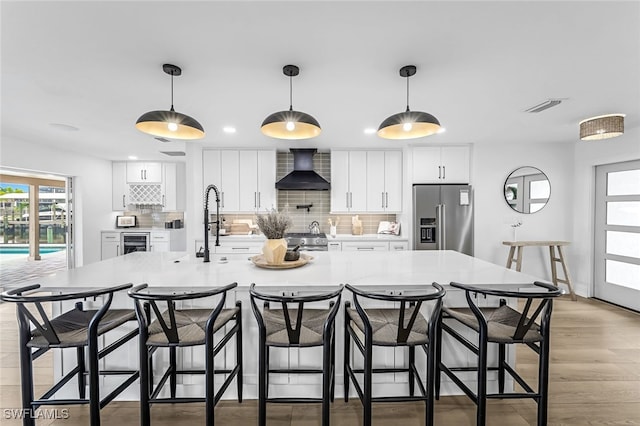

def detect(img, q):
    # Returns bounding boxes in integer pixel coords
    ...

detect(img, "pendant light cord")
[405,74,410,112]
[170,70,175,112]
[289,73,293,112]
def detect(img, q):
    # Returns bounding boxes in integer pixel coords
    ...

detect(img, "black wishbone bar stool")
[249,284,343,426]
[128,282,242,426]
[436,281,562,426]
[343,283,446,426]
[0,283,139,426]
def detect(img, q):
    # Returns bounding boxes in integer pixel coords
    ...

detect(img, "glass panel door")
[594,160,640,310]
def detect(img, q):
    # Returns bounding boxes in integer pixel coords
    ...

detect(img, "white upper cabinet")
[112,162,128,210]
[333,150,402,213]
[203,149,276,213]
[113,162,183,211]
[331,150,367,212]
[126,162,162,183]
[366,150,402,212]
[412,146,470,184]
[255,150,277,211]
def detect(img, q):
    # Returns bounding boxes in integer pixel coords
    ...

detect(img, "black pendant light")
[378,65,441,140]
[135,64,205,140]
[261,65,321,140]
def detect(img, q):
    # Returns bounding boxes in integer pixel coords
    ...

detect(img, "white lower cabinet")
[215,241,263,255]
[389,241,409,251]
[150,231,171,252]
[195,239,263,255]
[341,241,390,252]
[327,241,342,251]
[101,232,120,260]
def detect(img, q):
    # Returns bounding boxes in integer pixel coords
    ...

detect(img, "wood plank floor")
[1,296,639,425]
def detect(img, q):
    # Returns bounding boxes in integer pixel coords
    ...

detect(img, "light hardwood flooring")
[0,296,638,425]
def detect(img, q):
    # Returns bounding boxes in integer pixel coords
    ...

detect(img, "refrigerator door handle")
[436,204,442,250]
[441,203,446,250]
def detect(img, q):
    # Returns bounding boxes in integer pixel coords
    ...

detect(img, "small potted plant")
[256,209,292,264]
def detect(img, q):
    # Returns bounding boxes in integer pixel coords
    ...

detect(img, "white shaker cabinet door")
[220,151,240,212]
[366,151,386,212]
[384,150,403,212]
[331,151,351,212]
[112,162,128,211]
[440,146,470,183]
[412,147,442,183]
[348,151,368,212]
[239,150,259,212]
[257,150,277,211]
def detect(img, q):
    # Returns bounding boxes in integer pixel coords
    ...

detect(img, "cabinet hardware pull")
[258,192,261,208]
[116,245,120,256]
[350,192,353,208]
[438,166,442,179]
[141,170,144,180]
[162,195,165,206]
[144,169,147,180]
[222,192,225,208]
[254,192,257,208]
[385,192,389,208]
[443,166,446,180]
[232,247,249,250]
[357,247,374,250]
[122,195,126,207]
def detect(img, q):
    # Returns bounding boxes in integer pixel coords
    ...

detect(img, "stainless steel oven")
[121,232,150,255]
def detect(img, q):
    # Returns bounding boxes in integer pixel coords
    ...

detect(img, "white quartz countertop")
[29,250,544,290]
[102,228,185,232]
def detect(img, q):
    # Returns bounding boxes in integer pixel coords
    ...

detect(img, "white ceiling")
[2,1,639,162]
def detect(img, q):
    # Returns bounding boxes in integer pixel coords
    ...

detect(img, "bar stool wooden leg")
[506,246,516,269]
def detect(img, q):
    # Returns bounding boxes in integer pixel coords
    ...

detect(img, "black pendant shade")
[261,65,321,140]
[135,64,205,140]
[378,65,441,140]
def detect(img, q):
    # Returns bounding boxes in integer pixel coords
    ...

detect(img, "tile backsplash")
[216,151,397,235]
[121,208,184,228]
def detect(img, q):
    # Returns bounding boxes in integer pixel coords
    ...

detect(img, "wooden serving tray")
[250,253,313,269]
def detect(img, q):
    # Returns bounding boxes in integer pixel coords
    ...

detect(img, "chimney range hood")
[276,148,330,191]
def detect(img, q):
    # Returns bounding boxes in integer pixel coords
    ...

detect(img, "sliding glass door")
[594,160,640,310]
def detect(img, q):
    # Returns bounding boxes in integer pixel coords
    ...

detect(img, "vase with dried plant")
[256,209,292,265]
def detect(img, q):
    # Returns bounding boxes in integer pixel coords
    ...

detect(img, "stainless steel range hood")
[276,148,330,191]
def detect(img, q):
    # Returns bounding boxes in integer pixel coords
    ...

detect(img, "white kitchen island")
[25,250,544,401]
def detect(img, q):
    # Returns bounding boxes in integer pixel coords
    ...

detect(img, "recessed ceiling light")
[128,155,138,160]
[49,123,79,131]
[223,126,237,134]
[364,128,377,135]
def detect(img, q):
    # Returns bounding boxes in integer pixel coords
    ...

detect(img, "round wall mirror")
[504,166,550,214]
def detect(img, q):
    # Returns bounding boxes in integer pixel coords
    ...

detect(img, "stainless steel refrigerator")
[413,184,474,255]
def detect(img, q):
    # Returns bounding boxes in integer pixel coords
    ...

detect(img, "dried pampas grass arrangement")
[256,209,292,239]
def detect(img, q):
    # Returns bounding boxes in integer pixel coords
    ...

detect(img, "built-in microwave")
[120,232,150,255]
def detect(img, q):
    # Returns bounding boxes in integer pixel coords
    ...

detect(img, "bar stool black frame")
[249,284,343,426]
[128,282,242,426]
[343,283,445,426]
[0,283,139,426]
[436,281,562,426]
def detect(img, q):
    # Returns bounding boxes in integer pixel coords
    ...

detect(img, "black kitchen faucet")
[203,184,221,262]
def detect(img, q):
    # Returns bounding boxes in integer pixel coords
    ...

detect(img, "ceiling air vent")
[160,151,185,157]
[525,99,563,113]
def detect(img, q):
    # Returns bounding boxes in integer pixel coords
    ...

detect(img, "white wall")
[1,136,114,265]
[572,127,640,297]
[472,142,575,287]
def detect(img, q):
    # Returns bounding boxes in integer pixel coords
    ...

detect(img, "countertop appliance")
[413,184,473,255]
[285,232,328,251]
[116,215,137,228]
[121,232,150,255]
